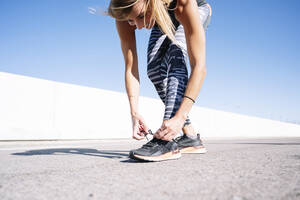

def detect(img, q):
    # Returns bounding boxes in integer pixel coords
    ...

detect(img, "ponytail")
[146,0,176,43]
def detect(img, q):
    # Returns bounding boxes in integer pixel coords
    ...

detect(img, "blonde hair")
[108,0,176,43]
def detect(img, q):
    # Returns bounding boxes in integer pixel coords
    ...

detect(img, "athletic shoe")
[129,138,181,162]
[175,133,207,154]
[128,137,160,160]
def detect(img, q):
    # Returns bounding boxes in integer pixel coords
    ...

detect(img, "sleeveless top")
[169,0,207,8]
[168,0,207,28]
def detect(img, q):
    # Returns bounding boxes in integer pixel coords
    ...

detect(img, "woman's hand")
[131,114,149,140]
[154,115,186,141]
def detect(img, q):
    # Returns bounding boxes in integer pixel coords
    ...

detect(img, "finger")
[137,128,146,137]
[138,125,147,136]
[138,125,143,133]
[140,120,149,133]
[154,128,163,139]
[161,136,170,141]
[143,123,149,133]
[137,131,146,137]
[140,125,148,135]
[154,132,160,139]
[133,136,144,140]
[133,125,144,140]
[161,133,174,141]
[140,130,148,137]
[158,128,169,139]
[133,133,144,140]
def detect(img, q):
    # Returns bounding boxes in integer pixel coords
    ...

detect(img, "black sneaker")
[175,134,207,154]
[129,138,181,162]
[129,137,160,160]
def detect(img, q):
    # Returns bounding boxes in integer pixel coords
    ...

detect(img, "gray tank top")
[169,0,207,9]
[168,0,207,28]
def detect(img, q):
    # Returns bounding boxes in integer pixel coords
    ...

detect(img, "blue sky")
[1,0,299,124]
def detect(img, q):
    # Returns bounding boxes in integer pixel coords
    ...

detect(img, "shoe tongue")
[174,135,183,142]
[186,134,198,139]
[143,137,160,147]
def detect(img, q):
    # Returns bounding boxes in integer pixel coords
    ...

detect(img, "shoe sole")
[132,150,181,162]
[180,146,207,154]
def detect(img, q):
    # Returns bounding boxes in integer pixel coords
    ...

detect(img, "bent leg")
[163,43,191,127]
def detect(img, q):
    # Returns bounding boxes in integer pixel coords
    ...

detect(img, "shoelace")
[142,137,159,148]
[144,129,177,143]
[174,135,183,143]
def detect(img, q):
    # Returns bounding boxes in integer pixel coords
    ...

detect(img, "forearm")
[175,65,206,120]
[115,20,140,117]
[125,65,140,117]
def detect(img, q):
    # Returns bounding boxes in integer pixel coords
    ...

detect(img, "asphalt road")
[0,137,299,200]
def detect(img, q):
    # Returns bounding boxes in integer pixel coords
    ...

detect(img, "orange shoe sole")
[180,146,207,154]
[133,150,181,162]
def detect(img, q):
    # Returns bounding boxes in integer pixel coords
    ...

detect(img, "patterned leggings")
[147,4,211,126]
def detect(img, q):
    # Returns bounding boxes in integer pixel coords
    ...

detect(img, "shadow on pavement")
[11,148,129,159]
[11,148,167,163]
[120,159,150,163]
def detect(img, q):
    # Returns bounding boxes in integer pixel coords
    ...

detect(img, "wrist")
[127,95,139,117]
[175,112,188,122]
[131,111,139,118]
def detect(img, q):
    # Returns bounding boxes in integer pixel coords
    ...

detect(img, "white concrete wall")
[0,72,299,140]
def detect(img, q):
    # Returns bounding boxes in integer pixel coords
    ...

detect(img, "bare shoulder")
[174,0,198,19]
[115,20,136,44]
[174,0,199,23]
[116,21,136,36]
[175,0,189,7]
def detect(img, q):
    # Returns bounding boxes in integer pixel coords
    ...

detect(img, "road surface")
[0,137,299,200]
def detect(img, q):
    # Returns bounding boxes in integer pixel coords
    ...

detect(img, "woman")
[108,0,211,161]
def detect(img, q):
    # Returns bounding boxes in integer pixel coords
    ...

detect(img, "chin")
[145,20,155,30]
[146,24,154,30]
